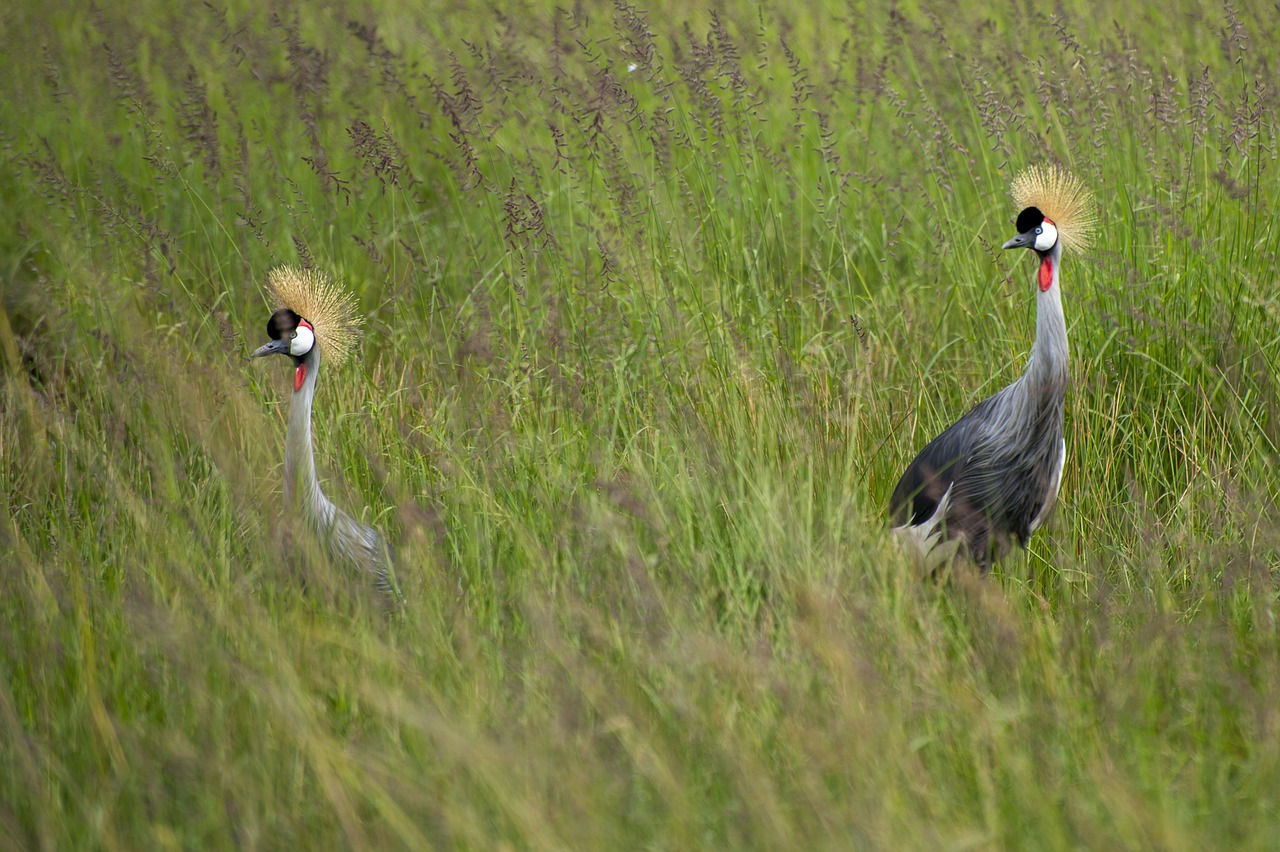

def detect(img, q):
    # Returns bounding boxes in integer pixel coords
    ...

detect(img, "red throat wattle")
[1038,256,1054,292]
[293,363,307,392]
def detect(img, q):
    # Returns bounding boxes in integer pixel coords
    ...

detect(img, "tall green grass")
[2,0,1279,847]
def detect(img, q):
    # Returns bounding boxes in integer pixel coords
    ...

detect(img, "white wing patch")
[1029,438,1066,532]
[893,483,963,573]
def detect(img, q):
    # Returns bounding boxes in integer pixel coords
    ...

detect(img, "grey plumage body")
[891,238,1068,572]
[286,344,398,598]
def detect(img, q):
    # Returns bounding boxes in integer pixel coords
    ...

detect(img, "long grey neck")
[285,346,338,532]
[1024,240,1068,392]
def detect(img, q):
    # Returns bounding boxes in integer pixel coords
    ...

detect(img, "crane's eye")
[1033,220,1058,251]
[289,324,315,356]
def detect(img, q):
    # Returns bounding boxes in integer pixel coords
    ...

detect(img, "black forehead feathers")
[1015,206,1045,233]
[265,308,303,340]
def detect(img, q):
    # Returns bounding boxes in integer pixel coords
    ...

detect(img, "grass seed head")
[1011,165,1098,252]
[266,266,363,367]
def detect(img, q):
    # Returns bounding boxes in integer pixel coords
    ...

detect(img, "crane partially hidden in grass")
[891,166,1097,574]
[251,266,400,603]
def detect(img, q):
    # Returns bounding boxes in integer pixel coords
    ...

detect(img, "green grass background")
[2,0,1279,847]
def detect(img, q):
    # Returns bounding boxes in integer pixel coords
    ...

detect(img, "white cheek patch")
[1034,221,1058,251]
[290,325,315,356]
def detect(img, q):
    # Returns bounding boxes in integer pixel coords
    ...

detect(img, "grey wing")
[890,391,1005,528]
[1008,434,1064,536]
[330,509,401,601]
[1029,438,1066,532]
[950,409,1065,550]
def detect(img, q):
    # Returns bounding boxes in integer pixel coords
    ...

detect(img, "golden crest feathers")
[1010,165,1098,252]
[266,266,363,367]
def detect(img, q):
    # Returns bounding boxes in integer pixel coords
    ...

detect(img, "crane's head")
[1002,206,1057,254]
[252,308,316,392]
[249,267,363,393]
[1000,165,1097,291]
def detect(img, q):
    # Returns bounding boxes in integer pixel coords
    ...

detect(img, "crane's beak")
[1001,231,1035,250]
[251,339,290,358]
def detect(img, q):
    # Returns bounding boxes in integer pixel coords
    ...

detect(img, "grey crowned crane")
[251,267,400,601]
[890,166,1097,573]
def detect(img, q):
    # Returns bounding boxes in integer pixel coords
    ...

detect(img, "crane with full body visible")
[890,166,1097,573]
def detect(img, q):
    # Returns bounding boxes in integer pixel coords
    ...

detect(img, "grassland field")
[2,0,1280,848]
